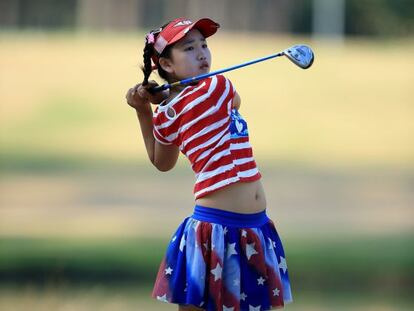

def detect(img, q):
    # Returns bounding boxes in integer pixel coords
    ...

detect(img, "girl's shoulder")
[185,74,233,93]
[189,74,235,97]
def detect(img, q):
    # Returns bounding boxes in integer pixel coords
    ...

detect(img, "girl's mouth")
[200,63,209,70]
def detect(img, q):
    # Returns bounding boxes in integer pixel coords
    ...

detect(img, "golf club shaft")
[150,51,284,93]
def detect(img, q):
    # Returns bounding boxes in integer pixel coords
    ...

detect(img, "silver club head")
[283,45,314,69]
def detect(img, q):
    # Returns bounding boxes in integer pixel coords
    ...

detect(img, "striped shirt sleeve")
[152,106,174,145]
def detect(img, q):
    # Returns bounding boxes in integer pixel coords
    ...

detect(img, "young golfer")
[125,17,292,311]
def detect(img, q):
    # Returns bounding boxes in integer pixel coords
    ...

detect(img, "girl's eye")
[202,44,208,48]
[185,46,194,51]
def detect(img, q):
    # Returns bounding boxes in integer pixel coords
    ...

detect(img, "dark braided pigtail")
[142,42,153,86]
[141,22,173,85]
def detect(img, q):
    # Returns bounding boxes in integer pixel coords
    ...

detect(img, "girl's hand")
[125,81,168,111]
[143,80,169,105]
[125,83,149,111]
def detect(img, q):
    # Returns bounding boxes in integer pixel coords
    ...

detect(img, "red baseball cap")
[151,17,220,56]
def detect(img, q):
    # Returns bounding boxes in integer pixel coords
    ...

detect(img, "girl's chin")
[199,68,210,74]
[191,67,210,76]
[188,69,210,77]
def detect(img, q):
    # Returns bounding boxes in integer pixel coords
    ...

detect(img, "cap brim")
[193,18,220,38]
[169,18,220,47]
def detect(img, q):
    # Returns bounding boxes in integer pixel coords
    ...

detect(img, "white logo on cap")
[174,20,192,27]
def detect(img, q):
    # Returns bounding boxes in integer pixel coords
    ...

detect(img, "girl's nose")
[198,51,206,61]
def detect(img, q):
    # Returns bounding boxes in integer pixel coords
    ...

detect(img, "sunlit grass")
[1,32,413,169]
[1,235,412,291]
[0,285,412,311]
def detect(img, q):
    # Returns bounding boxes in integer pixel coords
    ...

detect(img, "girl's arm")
[126,83,179,171]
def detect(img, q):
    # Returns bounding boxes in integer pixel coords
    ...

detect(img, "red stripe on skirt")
[151,257,172,300]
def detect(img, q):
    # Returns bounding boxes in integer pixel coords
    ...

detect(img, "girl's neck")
[162,85,185,105]
[168,85,186,98]
[165,79,199,103]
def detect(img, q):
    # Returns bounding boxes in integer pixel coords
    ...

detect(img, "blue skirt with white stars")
[152,205,293,311]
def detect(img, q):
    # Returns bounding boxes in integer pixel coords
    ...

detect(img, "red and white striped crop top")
[152,74,261,199]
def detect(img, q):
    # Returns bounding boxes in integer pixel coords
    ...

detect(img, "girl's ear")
[159,57,174,74]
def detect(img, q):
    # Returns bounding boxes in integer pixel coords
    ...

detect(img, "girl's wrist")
[135,102,152,115]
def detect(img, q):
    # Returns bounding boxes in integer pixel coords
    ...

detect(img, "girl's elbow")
[156,164,174,172]
[233,92,241,110]
[152,143,179,172]
[152,159,175,172]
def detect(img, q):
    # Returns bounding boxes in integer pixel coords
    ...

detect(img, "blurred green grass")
[1,234,412,293]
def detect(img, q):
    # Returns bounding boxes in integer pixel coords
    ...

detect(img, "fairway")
[0,285,412,311]
[0,32,413,169]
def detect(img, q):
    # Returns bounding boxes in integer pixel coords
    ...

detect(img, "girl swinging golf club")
[125,17,296,311]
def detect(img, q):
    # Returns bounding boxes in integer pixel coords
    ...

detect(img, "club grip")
[148,84,169,94]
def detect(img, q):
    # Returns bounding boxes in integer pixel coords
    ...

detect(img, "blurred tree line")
[0,0,413,37]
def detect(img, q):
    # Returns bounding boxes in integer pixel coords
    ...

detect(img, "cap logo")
[174,20,192,27]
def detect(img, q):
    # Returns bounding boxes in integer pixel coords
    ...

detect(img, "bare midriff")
[195,179,266,214]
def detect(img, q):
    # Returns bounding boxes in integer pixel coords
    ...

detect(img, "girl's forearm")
[135,105,156,164]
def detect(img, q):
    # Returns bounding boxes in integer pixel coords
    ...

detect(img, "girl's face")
[160,29,211,81]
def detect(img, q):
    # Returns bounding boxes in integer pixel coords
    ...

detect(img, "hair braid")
[141,22,173,85]
[142,42,153,86]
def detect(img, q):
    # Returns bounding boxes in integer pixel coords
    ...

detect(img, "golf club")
[149,44,314,93]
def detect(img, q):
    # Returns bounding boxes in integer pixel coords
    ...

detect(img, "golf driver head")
[283,45,314,69]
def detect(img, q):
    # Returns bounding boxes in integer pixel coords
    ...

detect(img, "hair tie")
[146,32,155,44]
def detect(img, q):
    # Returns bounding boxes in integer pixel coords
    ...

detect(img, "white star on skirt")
[249,305,261,311]
[156,294,168,302]
[278,256,288,273]
[223,305,235,311]
[273,287,280,296]
[246,242,258,260]
[257,276,265,285]
[227,242,238,258]
[211,263,222,281]
[164,266,173,275]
